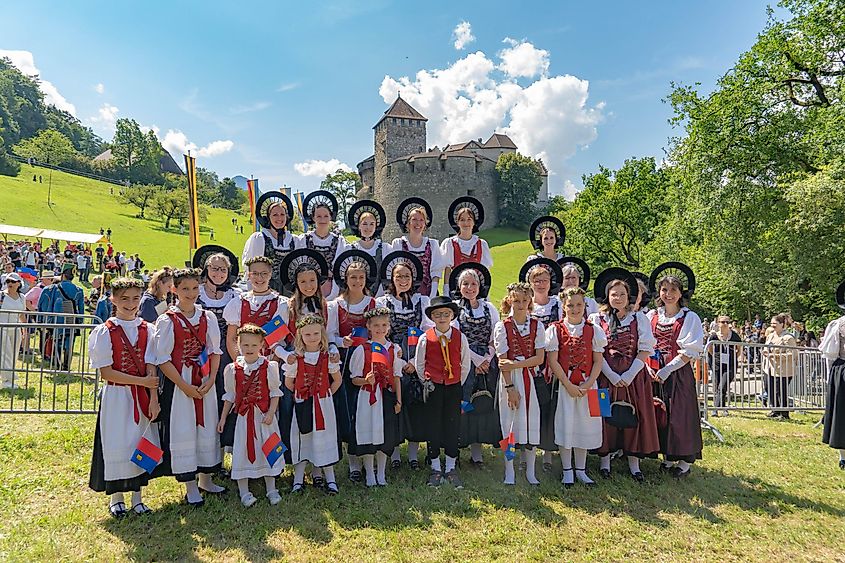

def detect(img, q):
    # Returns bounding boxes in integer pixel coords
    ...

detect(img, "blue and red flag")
[16,267,37,284]
[262,432,287,466]
[648,349,664,372]
[498,432,516,461]
[461,400,475,414]
[587,388,612,417]
[350,326,368,347]
[197,348,210,377]
[130,437,164,474]
[371,342,390,365]
[407,326,422,346]
[263,315,291,346]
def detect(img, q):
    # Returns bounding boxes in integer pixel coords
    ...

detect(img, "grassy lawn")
[0,413,842,561]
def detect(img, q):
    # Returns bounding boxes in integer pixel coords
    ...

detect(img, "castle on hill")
[356,96,549,240]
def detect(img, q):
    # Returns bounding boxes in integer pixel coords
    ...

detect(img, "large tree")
[495,152,543,228]
[120,184,161,218]
[13,129,78,166]
[320,170,361,228]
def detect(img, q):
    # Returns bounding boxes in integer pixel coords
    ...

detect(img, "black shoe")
[542,462,553,473]
[444,470,463,489]
[427,470,443,487]
[630,471,644,483]
[184,495,205,508]
[109,502,128,519]
[470,459,484,468]
[672,467,691,480]
[217,467,230,479]
[766,411,780,418]
[291,482,304,494]
[131,502,152,515]
[781,412,790,420]
[659,463,674,474]
[838,459,844,470]
[391,459,401,470]
[312,475,326,489]
[599,468,611,480]
[349,470,363,483]
[409,460,420,471]
[325,481,339,495]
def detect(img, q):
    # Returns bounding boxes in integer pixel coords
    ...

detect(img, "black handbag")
[294,397,314,434]
[469,366,495,415]
[607,387,638,429]
[403,373,425,405]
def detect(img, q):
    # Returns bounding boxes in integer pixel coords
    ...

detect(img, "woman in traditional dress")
[241,191,298,296]
[391,197,445,299]
[440,197,493,297]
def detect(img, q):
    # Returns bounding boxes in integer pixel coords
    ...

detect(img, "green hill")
[0,166,533,301]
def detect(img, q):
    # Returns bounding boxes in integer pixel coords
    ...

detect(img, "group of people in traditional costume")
[87,190,709,519]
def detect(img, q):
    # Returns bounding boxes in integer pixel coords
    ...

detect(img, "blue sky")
[2,1,775,198]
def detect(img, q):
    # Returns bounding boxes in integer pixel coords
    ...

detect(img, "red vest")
[423,328,463,385]
[167,310,208,427]
[240,295,278,327]
[651,310,687,362]
[338,298,375,337]
[105,320,150,424]
[295,353,330,431]
[554,321,594,385]
[233,361,271,463]
[451,238,483,267]
[503,317,538,434]
[363,342,395,404]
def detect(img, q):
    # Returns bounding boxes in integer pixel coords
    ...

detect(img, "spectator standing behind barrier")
[762,314,798,419]
[95,244,105,273]
[707,316,742,416]
[138,267,173,323]
[37,269,84,371]
[0,273,27,389]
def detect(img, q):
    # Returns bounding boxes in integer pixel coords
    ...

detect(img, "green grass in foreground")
[0,413,843,561]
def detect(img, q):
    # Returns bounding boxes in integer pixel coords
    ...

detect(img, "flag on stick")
[262,432,287,466]
[130,437,164,474]
[371,342,390,365]
[262,315,291,346]
[350,326,368,347]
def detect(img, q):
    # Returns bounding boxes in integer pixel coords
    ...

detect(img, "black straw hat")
[302,190,338,227]
[649,261,696,299]
[396,197,433,233]
[256,191,295,230]
[557,256,590,291]
[528,215,565,251]
[279,249,329,292]
[448,196,484,233]
[519,257,563,294]
[594,267,639,305]
[348,199,386,239]
[448,261,491,300]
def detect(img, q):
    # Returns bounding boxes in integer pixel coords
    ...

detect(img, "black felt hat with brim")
[425,295,461,319]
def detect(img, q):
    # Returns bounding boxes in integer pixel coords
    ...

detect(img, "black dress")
[457,301,502,447]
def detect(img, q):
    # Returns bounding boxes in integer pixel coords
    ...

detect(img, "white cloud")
[379,37,602,175]
[88,103,120,133]
[277,82,301,92]
[562,179,579,201]
[230,101,271,114]
[94,83,105,94]
[0,49,77,115]
[160,129,234,158]
[498,37,549,78]
[294,159,352,177]
[452,21,475,50]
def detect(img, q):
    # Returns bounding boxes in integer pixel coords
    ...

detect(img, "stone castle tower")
[357,96,548,241]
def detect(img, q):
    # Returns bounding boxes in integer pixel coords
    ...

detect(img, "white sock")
[362,454,376,486]
[543,450,553,465]
[574,448,587,471]
[503,459,515,485]
[264,476,277,495]
[408,442,420,462]
[130,490,142,507]
[431,456,442,472]
[348,454,362,472]
[376,451,388,485]
[109,492,124,507]
[323,465,336,484]
[391,446,401,462]
[839,449,845,462]
[559,447,572,470]
[677,460,691,472]
[185,480,203,503]
[600,455,611,471]
[470,443,483,463]
[237,478,250,497]
[293,462,307,485]
[525,448,539,484]
[445,455,457,473]
[198,473,225,493]
[627,456,641,475]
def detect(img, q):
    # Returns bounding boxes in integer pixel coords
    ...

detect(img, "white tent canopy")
[0,224,107,244]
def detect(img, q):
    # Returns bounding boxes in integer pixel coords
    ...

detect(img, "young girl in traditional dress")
[348,307,404,486]
[242,192,298,295]
[392,198,445,299]
[217,324,284,507]
[375,251,433,469]
[546,286,607,487]
[440,197,493,297]
[154,268,225,506]
[527,216,565,262]
[495,282,546,485]
[414,296,470,488]
[450,263,500,465]
[646,266,705,478]
[223,257,286,361]
[821,281,845,470]
[284,314,342,494]
[327,253,378,481]
[346,200,392,297]
[88,278,160,517]
[301,190,347,299]
[589,269,659,481]
[521,258,563,473]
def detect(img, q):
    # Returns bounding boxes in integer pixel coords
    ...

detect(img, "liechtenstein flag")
[130,437,164,474]
[407,327,422,346]
[263,315,291,346]
[262,432,287,466]
[371,342,390,365]
[197,348,210,377]
[461,400,475,414]
[351,326,368,347]
[587,388,612,417]
[499,432,516,461]
[16,267,37,284]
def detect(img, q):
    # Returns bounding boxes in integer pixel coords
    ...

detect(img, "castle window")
[475,159,481,173]
[467,189,475,196]
[409,161,415,172]
[387,165,392,177]
[368,186,374,196]
[439,159,445,171]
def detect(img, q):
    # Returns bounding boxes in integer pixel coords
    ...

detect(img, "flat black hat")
[594,267,639,305]
[448,196,484,233]
[396,197,433,233]
[302,190,338,227]
[649,261,696,299]
[448,261,491,300]
[256,191,295,229]
[529,215,565,251]
[519,256,563,294]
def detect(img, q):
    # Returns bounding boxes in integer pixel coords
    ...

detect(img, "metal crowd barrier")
[697,339,827,439]
[0,310,103,414]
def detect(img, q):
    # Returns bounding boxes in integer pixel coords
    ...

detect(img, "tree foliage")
[13,129,78,166]
[495,152,543,228]
[320,170,361,228]
[120,184,162,218]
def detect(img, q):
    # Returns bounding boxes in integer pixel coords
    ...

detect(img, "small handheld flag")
[587,388,612,417]
[350,326,368,347]
[461,400,475,414]
[407,327,422,346]
[648,349,664,371]
[130,437,164,474]
[197,348,210,377]
[16,267,37,284]
[262,432,287,466]
[263,315,291,346]
[371,342,390,365]
[498,432,516,461]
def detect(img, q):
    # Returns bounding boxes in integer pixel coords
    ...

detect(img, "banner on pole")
[246,179,259,232]
[184,154,200,249]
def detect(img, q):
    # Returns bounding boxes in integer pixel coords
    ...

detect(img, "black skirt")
[88,409,152,494]
[400,373,427,443]
[458,361,502,447]
[823,359,845,449]
[348,388,404,456]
